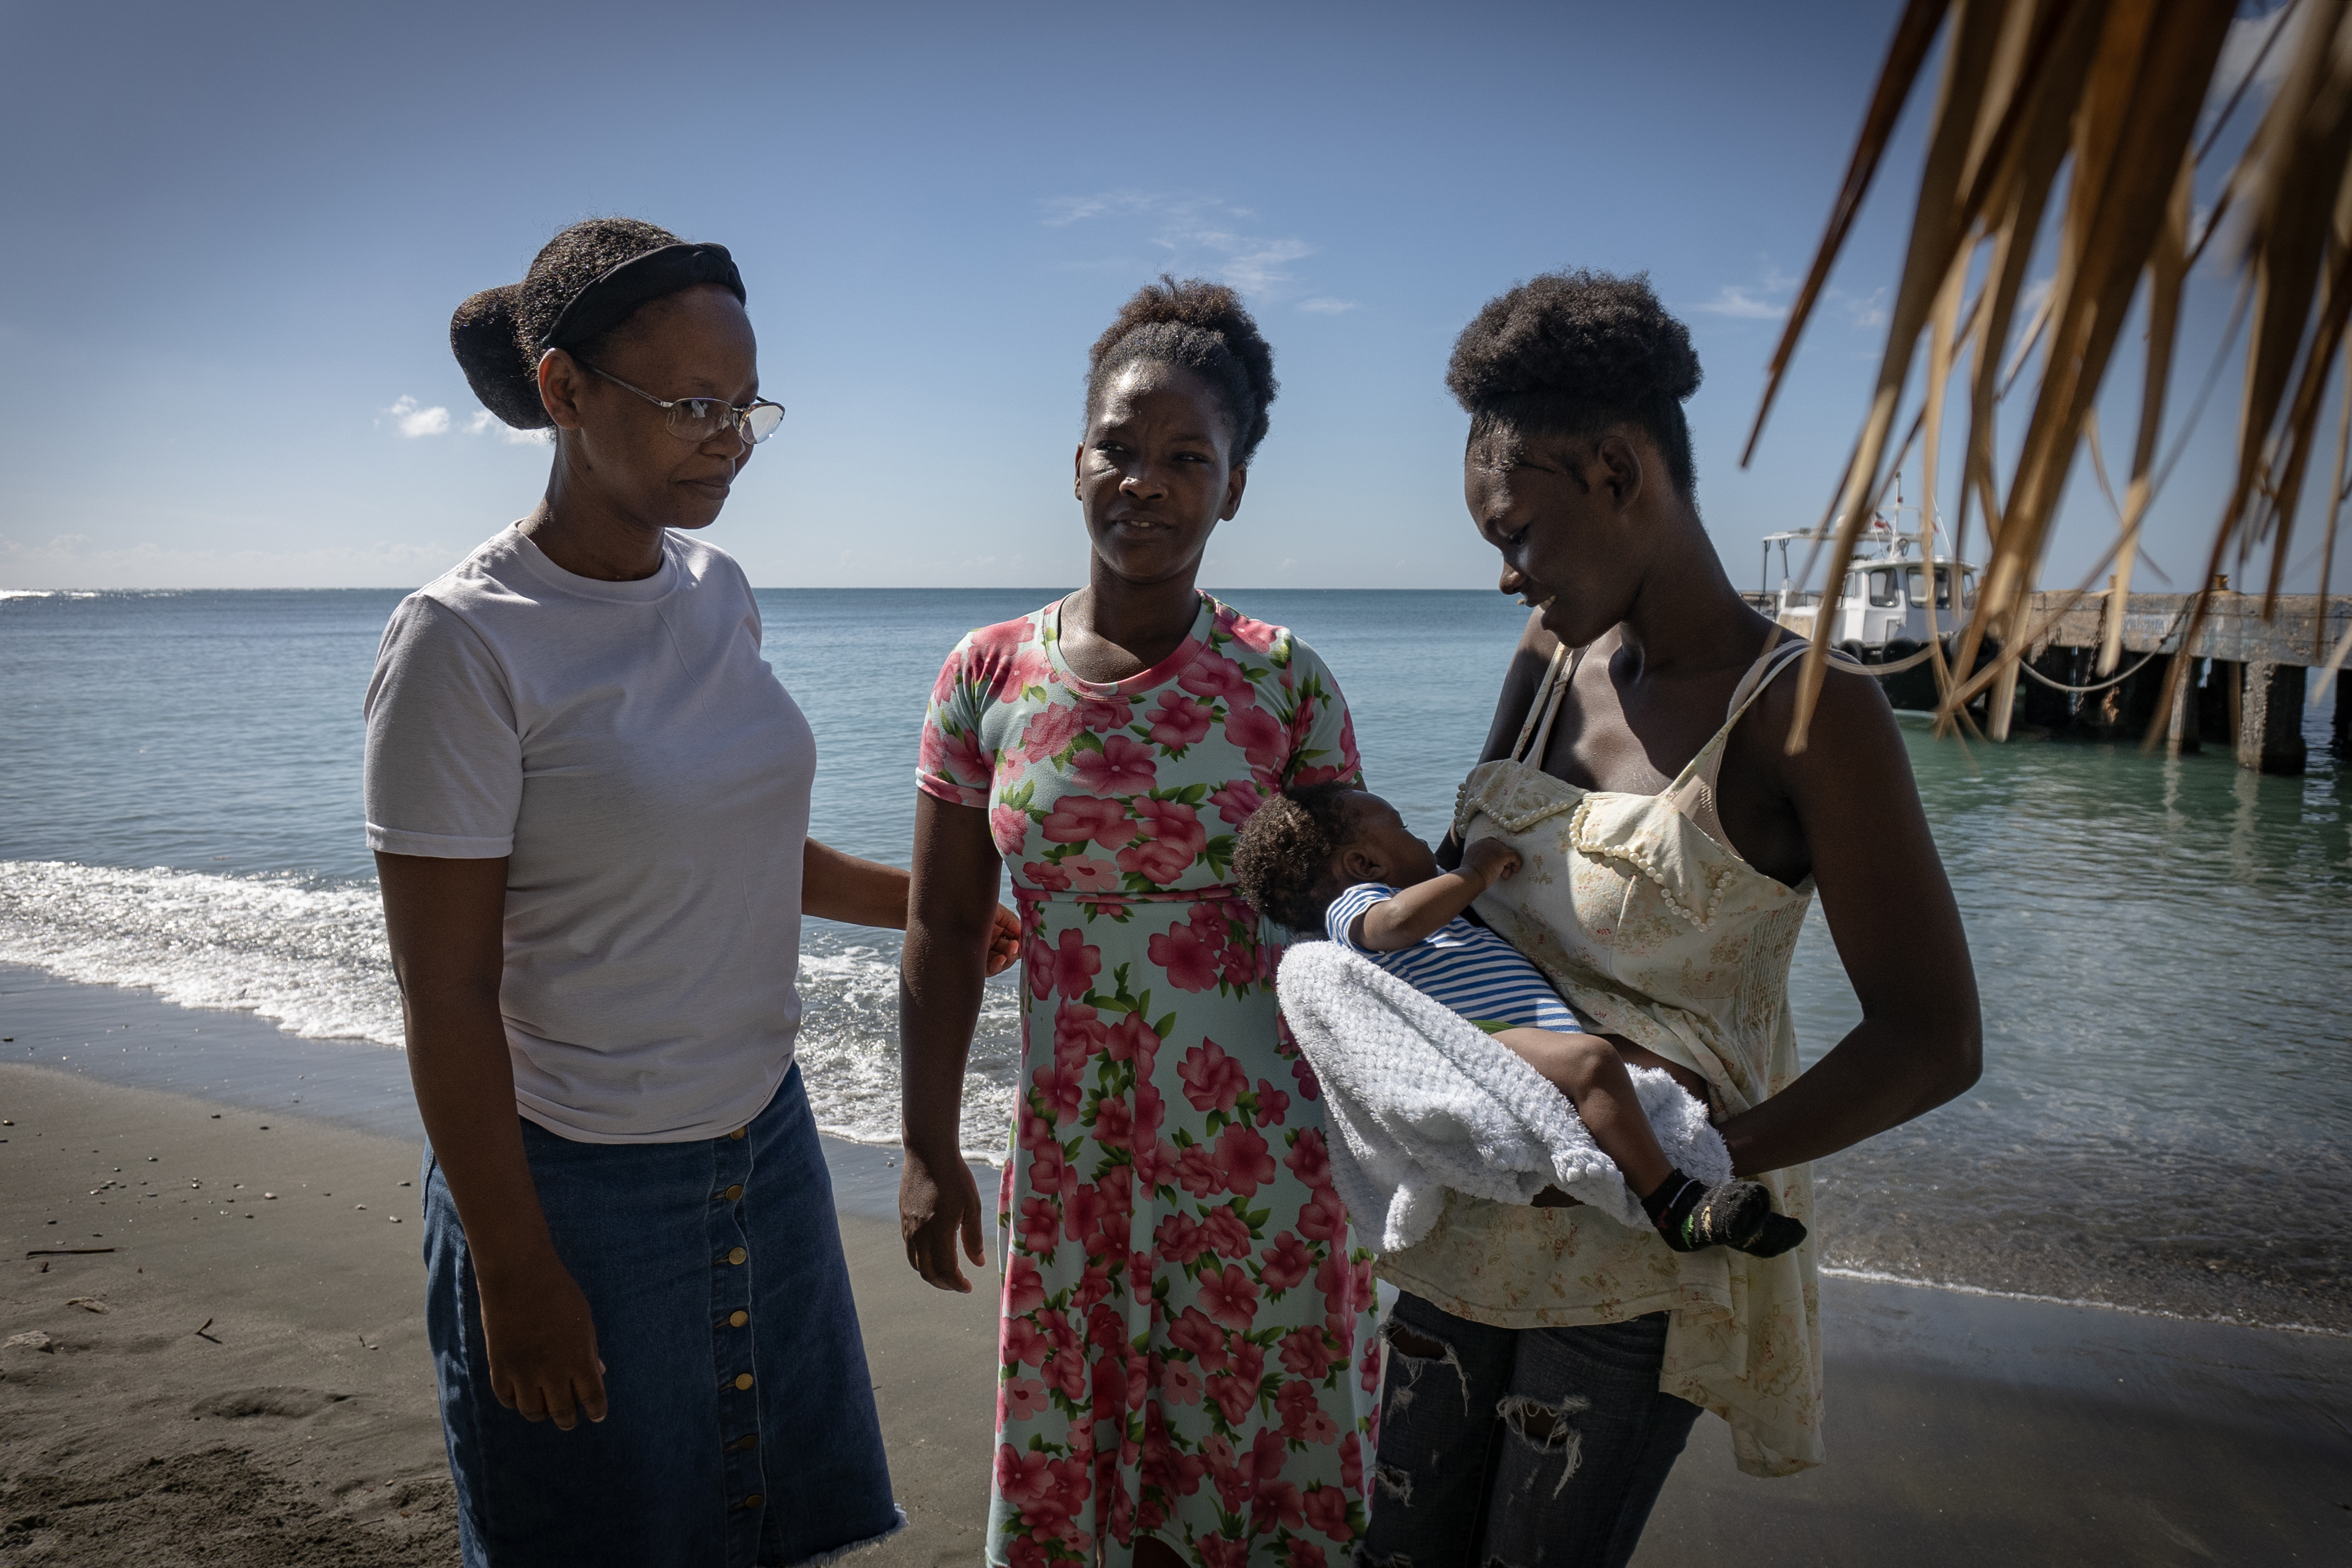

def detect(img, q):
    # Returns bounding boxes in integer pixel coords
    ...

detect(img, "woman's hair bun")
[450,284,550,430]
[1447,270,1700,410]
[449,217,686,431]
[1086,275,1278,465]
[1446,270,1704,495]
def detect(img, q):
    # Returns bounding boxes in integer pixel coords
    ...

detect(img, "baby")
[1235,782,1803,1258]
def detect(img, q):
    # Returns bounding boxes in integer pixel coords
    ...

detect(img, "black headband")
[540,242,745,351]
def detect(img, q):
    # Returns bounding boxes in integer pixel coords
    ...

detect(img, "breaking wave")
[0,858,1025,1161]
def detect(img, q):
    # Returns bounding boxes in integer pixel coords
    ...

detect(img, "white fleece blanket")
[1277,942,1731,1254]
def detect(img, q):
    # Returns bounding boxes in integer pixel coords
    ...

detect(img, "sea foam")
[0,860,400,1044]
[0,858,1026,1161]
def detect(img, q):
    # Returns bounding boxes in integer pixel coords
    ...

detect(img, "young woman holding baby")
[1333,271,1983,1565]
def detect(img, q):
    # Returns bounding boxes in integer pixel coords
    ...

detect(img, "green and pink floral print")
[918,593,1381,1566]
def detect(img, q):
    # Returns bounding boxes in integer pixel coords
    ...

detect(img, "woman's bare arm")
[375,851,607,1430]
[806,835,1021,962]
[804,839,910,927]
[1714,675,1982,1176]
[897,794,1004,1292]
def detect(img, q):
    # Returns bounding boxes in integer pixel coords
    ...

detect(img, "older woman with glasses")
[365,216,1017,1568]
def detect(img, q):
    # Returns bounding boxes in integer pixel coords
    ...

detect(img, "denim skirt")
[421,1064,902,1568]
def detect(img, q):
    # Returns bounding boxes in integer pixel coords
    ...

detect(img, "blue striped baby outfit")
[1324,882,1585,1034]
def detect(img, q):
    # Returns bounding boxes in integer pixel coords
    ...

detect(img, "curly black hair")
[1231,783,1362,935]
[449,217,684,430]
[1087,275,1279,466]
[1446,269,1703,498]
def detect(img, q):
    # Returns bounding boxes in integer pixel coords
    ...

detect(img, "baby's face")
[1334,793,1443,889]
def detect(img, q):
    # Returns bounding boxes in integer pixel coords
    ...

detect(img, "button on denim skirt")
[421,1064,902,1567]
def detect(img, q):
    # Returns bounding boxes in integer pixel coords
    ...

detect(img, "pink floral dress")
[918,593,1381,1567]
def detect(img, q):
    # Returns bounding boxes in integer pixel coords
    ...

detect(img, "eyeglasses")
[580,363,786,446]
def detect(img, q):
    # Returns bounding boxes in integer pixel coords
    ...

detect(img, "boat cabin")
[1742,515,1978,660]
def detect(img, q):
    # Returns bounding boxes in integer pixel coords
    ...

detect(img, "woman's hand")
[983,903,1021,976]
[899,1142,987,1292]
[476,1246,608,1427]
[379,851,614,1428]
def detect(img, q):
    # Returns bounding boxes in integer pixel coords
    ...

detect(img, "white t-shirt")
[363,525,815,1143]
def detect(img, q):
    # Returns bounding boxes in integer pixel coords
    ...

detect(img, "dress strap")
[1510,642,1586,767]
[1666,640,1851,848]
[1719,642,1801,726]
[1668,641,1811,791]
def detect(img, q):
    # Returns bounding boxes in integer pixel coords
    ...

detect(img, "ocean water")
[3,585,2346,1331]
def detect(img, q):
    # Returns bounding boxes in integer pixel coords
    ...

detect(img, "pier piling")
[2165,655,2200,755]
[2236,661,2308,775]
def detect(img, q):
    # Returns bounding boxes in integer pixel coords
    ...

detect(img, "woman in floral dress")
[899,279,1380,1566]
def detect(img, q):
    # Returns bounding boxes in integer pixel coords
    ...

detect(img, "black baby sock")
[1639,1169,1807,1258]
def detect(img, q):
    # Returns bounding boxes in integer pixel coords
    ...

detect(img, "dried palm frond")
[1748,0,2352,750]
[2318,334,2352,652]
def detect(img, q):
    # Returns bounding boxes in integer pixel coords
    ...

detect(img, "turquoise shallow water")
[2,584,2345,1329]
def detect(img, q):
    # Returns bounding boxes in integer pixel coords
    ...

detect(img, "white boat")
[1739,477,1979,666]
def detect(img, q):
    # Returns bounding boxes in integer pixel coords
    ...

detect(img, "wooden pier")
[2003,590,2350,773]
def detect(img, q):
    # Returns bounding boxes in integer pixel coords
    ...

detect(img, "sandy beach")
[6,970,2350,1566]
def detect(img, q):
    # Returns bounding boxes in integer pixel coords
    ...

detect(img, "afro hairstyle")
[1446,269,1703,497]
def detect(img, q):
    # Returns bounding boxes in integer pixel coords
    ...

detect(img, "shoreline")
[0,960,963,1217]
[7,966,2352,1563]
[1815,1263,2350,1340]
[9,959,2341,1336]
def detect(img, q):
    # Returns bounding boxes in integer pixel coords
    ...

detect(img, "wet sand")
[5,969,2350,1565]
[0,1062,1009,1567]
[1,1064,456,1563]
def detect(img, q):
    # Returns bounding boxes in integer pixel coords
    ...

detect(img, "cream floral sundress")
[1375,637,1846,1477]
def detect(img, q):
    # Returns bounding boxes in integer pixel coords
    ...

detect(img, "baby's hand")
[1463,838,1521,888]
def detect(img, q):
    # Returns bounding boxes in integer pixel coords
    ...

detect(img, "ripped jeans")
[1360,1292,1699,1568]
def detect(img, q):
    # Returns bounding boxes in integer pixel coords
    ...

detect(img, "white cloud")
[2215,4,2304,102]
[1179,232,1311,294]
[1691,263,1800,322]
[1040,194,1123,227]
[1690,264,1884,330]
[463,410,548,446]
[1839,285,1889,329]
[1692,284,1789,321]
[2192,4,2314,183]
[384,395,450,437]
[0,530,468,589]
[2180,6,2315,269]
[1298,296,1359,315]
[13,532,96,555]
[1042,191,1322,301]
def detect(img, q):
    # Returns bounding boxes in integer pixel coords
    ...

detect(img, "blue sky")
[0,0,2311,593]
